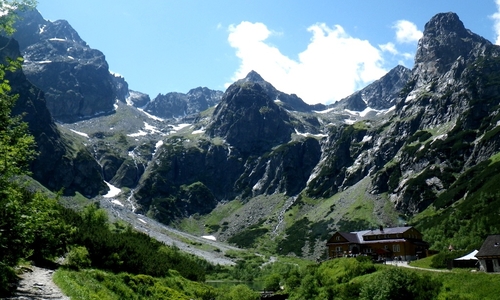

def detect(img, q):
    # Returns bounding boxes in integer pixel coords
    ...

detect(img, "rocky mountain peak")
[12,9,127,123]
[206,81,294,154]
[241,70,265,83]
[234,71,327,112]
[424,12,468,38]
[333,64,411,111]
[414,12,491,78]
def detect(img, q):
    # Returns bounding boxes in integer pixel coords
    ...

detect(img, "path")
[386,260,450,272]
[6,266,69,300]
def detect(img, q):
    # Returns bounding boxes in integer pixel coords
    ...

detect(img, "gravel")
[7,266,69,300]
[99,197,239,266]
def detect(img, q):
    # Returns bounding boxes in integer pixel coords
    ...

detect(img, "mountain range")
[7,9,500,257]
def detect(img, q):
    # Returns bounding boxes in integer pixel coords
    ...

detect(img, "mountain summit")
[13,9,125,122]
[207,79,294,155]
[414,12,491,79]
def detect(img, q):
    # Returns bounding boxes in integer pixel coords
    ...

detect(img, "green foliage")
[288,258,376,299]
[61,203,208,281]
[0,1,36,35]
[263,272,281,291]
[26,192,73,263]
[277,217,310,256]
[229,254,265,281]
[54,268,218,300]
[430,250,468,269]
[415,157,500,250]
[217,284,260,300]
[406,130,432,144]
[359,268,441,300]
[66,246,91,270]
[227,220,268,248]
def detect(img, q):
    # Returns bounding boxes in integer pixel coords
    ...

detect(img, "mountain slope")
[0,35,106,196]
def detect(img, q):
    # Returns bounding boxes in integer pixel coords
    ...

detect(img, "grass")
[53,268,216,300]
[408,256,434,269]
[353,262,500,299]
[177,200,244,235]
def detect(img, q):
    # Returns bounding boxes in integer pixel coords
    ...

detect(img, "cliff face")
[0,36,105,197]
[333,65,411,111]
[12,9,121,123]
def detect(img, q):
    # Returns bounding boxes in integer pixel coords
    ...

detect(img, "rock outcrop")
[207,77,295,155]
[333,65,411,111]
[144,87,222,119]
[12,9,125,123]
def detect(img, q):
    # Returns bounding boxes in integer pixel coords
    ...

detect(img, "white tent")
[454,250,478,260]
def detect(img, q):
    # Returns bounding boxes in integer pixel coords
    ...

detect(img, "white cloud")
[227,21,387,104]
[380,42,398,55]
[491,0,500,45]
[379,42,415,67]
[393,20,423,44]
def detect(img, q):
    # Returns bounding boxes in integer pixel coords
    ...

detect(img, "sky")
[35,1,500,105]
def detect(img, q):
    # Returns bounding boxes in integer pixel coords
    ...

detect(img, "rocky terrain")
[7,266,69,300]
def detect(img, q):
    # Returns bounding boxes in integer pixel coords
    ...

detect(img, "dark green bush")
[360,268,441,300]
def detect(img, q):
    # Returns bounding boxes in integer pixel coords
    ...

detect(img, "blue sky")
[35,1,500,105]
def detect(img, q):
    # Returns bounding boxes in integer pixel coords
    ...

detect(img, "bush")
[360,268,441,300]
[65,246,91,270]
[430,250,467,269]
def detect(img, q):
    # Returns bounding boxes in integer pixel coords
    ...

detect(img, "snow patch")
[192,127,205,134]
[432,134,447,143]
[104,182,121,198]
[313,107,335,114]
[361,135,372,143]
[171,123,191,131]
[345,106,391,117]
[152,140,164,157]
[111,200,124,207]
[138,108,165,121]
[48,38,66,42]
[138,218,147,224]
[294,129,327,138]
[144,122,161,134]
[202,235,217,241]
[127,130,147,137]
[37,60,52,64]
[344,119,356,125]
[70,129,89,138]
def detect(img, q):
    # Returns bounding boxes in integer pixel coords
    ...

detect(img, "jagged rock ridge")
[144,87,223,119]
[333,65,411,111]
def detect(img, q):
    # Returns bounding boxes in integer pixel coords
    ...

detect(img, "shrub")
[65,246,91,270]
[430,250,467,269]
[360,268,441,300]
